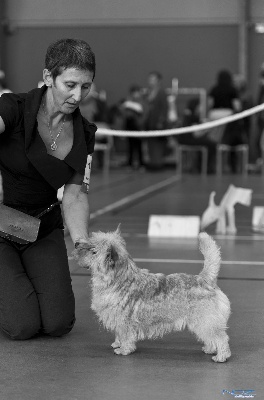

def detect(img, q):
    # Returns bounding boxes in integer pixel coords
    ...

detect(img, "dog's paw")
[202,345,216,355]
[212,351,231,363]
[212,355,227,363]
[114,347,135,356]
[111,340,121,349]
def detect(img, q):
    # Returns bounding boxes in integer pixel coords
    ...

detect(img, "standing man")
[145,71,168,170]
[256,62,264,164]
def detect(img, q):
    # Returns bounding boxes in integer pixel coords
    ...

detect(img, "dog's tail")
[198,232,221,286]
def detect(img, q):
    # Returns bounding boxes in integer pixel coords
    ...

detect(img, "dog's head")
[73,225,128,278]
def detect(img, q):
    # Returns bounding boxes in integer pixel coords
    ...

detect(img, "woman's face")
[46,67,94,114]
[148,74,159,89]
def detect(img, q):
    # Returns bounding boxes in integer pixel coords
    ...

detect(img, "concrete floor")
[0,274,262,400]
[0,170,263,399]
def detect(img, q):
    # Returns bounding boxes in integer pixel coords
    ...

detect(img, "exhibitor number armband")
[81,154,92,193]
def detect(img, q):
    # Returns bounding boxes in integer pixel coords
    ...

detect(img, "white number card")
[148,215,200,238]
[81,154,93,193]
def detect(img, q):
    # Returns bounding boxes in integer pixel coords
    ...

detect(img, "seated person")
[121,85,145,169]
[177,98,216,174]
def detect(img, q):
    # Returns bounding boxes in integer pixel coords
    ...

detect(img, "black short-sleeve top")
[0,86,96,239]
[0,85,96,209]
[209,86,238,110]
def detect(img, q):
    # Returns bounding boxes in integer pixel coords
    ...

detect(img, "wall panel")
[251,0,264,22]
[3,25,238,105]
[6,0,240,25]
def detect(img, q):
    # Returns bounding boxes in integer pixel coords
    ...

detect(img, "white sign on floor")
[148,215,200,238]
[252,206,264,232]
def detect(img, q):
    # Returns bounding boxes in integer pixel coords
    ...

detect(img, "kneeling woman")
[0,38,96,339]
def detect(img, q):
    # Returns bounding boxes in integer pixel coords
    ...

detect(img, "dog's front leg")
[113,329,137,355]
[111,333,121,349]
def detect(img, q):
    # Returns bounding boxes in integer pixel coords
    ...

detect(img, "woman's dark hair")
[216,70,233,89]
[149,71,163,81]
[129,84,141,94]
[45,38,96,80]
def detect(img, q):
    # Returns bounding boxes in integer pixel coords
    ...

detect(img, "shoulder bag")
[0,202,60,244]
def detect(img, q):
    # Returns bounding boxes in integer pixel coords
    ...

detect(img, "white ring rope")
[96,103,264,138]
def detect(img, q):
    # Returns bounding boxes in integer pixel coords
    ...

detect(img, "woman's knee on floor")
[43,314,76,337]
[1,316,41,340]
[39,290,76,337]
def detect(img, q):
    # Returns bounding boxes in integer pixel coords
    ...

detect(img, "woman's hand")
[62,176,90,245]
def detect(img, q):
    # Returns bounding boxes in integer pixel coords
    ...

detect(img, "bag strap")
[35,201,61,219]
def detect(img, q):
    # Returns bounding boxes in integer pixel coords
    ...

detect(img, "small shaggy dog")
[74,227,231,362]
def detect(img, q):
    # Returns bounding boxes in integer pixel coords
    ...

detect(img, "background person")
[256,62,264,166]
[80,83,108,170]
[144,71,168,170]
[122,84,145,170]
[233,74,253,145]
[177,97,217,174]
[0,70,12,97]
[208,69,243,173]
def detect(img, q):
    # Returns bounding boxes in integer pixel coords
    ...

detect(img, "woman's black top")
[0,85,96,238]
[209,86,238,110]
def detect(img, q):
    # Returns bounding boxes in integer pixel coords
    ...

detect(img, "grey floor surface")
[0,170,263,400]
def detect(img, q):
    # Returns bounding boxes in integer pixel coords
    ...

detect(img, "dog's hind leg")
[200,327,231,362]
[188,321,231,362]
[211,330,231,362]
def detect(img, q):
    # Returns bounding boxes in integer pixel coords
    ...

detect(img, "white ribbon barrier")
[96,103,264,138]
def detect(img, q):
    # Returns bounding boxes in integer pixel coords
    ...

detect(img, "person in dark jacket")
[145,71,168,170]
[122,85,145,169]
[256,63,264,162]
[208,69,243,173]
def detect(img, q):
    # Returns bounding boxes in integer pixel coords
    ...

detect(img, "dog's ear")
[115,224,121,234]
[108,244,119,265]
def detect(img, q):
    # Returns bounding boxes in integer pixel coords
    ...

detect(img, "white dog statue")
[201,184,252,235]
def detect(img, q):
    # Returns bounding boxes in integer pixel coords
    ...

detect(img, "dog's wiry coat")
[74,228,231,362]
